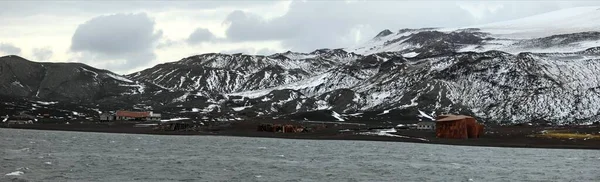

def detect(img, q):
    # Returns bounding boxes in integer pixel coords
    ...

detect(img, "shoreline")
[2,123,600,150]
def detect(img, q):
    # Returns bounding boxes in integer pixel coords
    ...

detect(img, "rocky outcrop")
[374,29,393,38]
[0,55,145,101]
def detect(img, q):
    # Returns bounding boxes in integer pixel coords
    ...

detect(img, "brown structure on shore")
[115,110,161,121]
[435,115,484,139]
[257,123,305,133]
[154,121,202,132]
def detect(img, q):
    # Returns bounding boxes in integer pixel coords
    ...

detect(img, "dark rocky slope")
[2,30,600,124]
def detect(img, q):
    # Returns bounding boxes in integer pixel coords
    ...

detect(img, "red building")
[435,115,483,139]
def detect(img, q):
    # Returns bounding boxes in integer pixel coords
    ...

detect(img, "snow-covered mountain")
[2,7,600,124]
[349,7,600,56]
[474,6,600,38]
[128,49,360,94]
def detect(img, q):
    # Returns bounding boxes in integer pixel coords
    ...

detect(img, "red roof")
[436,115,474,122]
[116,111,150,118]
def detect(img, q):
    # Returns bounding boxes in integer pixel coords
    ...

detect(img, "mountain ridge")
[2,7,600,124]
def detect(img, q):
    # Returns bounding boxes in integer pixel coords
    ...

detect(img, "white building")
[416,121,436,130]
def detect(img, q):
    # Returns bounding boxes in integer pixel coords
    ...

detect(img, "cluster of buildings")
[100,110,161,121]
[1,110,163,124]
[1,113,36,124]
[403,114,484,139]
[257,123,307,133]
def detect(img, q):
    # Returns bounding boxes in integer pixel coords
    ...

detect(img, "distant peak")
[0,55,31,62]
[310,48,332,54]
[1,55,23,59]
[374,29,393,38]
[396,28,438,35]
[309,48,349,55]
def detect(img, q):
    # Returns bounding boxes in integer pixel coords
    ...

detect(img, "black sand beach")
[2,121,600,150]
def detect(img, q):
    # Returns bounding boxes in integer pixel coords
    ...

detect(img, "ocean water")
[1,128,599,182]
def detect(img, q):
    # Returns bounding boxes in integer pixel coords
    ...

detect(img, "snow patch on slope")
[107,73,135,83]
[5,171,24,176]
[35,101,58,105]
[402,52,419,58]
[172,92,190,103]
[331,111,345,121]
[228,72,332,98]
[418,110,435,121]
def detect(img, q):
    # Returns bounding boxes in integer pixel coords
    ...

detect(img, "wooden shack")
[257,123,304,133]
[435,115,483,139]
[416,121,436,130]
[100,113,115,121]
[116,110,161,121]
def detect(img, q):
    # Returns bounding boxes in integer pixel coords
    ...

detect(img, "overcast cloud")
[0,1,275,17]
[0,43,21,55]
[224,1,600,52]
[32,47,53,61]
[187,28,217,44]
[70,13,162,72]
[0,0,599,73]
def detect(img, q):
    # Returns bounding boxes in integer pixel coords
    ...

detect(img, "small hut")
[416,121,436,130]
[6,113,36,124]
[435,115,483,139]
[257,123,304,133]
[100,113,115,121]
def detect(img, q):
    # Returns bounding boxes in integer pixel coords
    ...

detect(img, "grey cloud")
[0,1,277,17]
[187,28,216,44]
[32,47,53,61]
[71,13,160,54]
[157,39,180,49]
[223,1,474,52]
[224,10,285,42]
[70,13,161,70]
[223,1,600,52]
[69,51,156,74]
[0,43,21,55]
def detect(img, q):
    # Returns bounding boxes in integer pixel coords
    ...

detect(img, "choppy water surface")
[1,128,599,182]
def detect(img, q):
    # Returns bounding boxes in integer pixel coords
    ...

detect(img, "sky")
[0,0,599,74]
